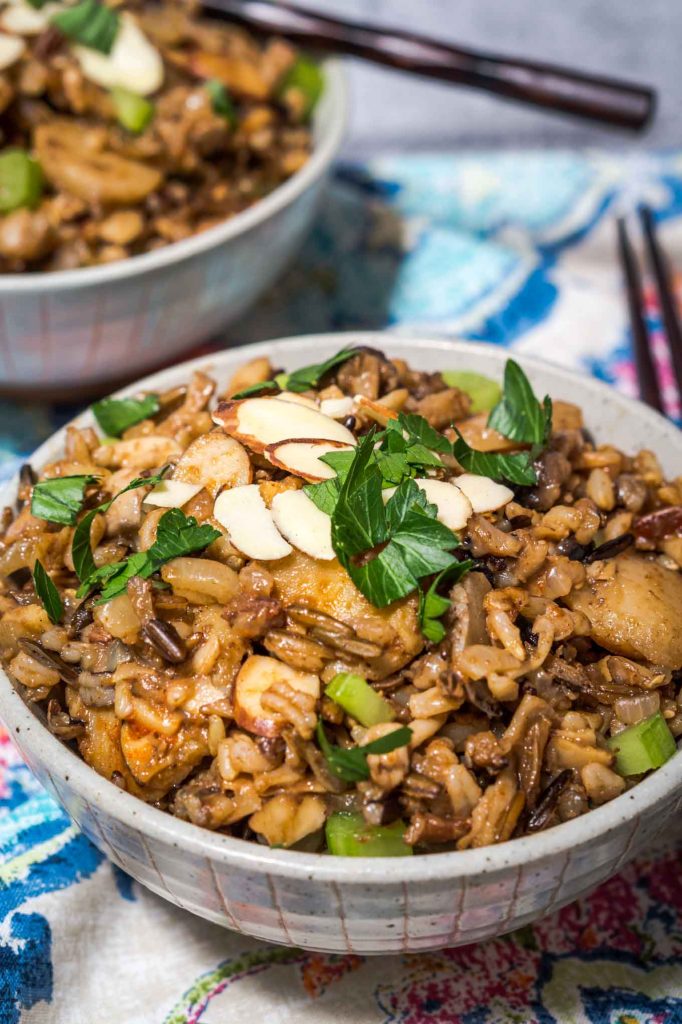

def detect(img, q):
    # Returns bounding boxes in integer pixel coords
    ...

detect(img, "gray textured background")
[311,0,675,155]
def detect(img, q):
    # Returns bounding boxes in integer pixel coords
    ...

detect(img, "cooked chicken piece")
[565,551,682,668]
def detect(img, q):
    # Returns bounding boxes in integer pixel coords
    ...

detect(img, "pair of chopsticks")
[203,0,655,131]
[617,207,682,415]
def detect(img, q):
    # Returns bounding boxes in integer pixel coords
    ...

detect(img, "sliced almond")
[387,478,472,531]
[271,490,335,561]
[234,655,320,737]
[320,396,355,420]
[0,31,25,69]
[355,394,399,427]
[266,438,354,483]
[172,429,251,498]
[454,473,514,514]
[75,14,164,96]
[213,396,356,453]
[0,4,53,34]
[213,484,292,560]
[143,479,203,509]
[276,391,319,410]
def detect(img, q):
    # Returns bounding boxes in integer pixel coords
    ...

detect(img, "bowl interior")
[1,331,681,884]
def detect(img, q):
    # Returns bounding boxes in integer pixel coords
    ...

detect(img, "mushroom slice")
[213,484,292,560]
[355,394,399,426]
[276,391,319,410]
[74,13,164,96]
[454,473,514,514]
[212,397,356,453]
[172,429,251,498]
[384,478,473,531]
[0,32,25,69]
[234,655,320,737]
[143,479,203,509]
[320,396,355,420]
[266,438,354,483]
[271,490,335,561]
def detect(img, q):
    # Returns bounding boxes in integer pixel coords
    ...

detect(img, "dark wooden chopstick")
[616,216,664,413]
[639,205,682,402]
[203,0,656,131]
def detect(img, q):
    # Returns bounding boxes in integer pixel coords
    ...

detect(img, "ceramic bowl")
[1,332,681,954]
[0,65,346,395]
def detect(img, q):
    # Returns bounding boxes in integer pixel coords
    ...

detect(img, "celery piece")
[441,370,502,414]
[0,149,43,213]
[325,812,413,857]
[607,712,677,776]
[325,672,395,727]
[277,56,324,118]
[111,88,154,134]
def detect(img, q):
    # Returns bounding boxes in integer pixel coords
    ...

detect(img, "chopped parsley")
[91,393,160,437]
[418,560,474,644]
[31,474,98,526]
[316,721,412,782]
[231,346,358,399]
[32,560,63,625]
[52,0,120,54]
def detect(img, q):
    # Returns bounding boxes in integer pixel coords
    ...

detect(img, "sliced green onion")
[205,79,237,126]
[277,56,324,118]
[325,812,413,857]
[52,0,120,55]
[274,371,289,389]
[607,712,677,776]
[325,672,395,728]
[441,370,502,414]
[0,149,43,214]
[111,88,154,134]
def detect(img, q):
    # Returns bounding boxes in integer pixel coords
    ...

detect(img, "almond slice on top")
[454,473,514,513]
[266,438,354,483]
[384,478,473,531]
[271,489,335,561]
[320,396,354,419]
[213,484,292,560]
[143,479,203,509]
[234,655,320,737]
[172,429,251,498]
[213,397,356,453]
[276,391,319,410]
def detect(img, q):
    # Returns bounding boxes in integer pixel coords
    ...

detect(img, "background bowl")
[0,64,346,396]
[1,332,681,954]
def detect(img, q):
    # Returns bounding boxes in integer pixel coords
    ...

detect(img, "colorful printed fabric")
[1,151,682,1022]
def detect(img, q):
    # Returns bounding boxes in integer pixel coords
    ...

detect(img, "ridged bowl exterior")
[1,334,681,954]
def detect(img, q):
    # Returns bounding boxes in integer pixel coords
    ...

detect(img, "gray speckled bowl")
[1,333,681,954]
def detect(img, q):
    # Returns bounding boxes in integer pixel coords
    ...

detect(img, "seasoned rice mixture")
[1,346,680,856]
[0,0,318,271]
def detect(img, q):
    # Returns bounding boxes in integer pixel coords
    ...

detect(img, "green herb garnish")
[441,370,502,414]
[277,56,324,119]
[32,560,63,625]
[91,393,160,437]
[231,347,357,400]
[31,474,98,526]
[205,79,237,125]
[111,88,154,133]
[419,559,474,644]
[607,712,676,776]
[77,507,220,603]
[0,149,43,213]
[325,812,412,857]
[52,0,120,54]
[487,360,552,446]
[316,721,412,782]
[452,430,539,486]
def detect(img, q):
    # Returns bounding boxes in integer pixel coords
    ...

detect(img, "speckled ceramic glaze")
[1,334,681,954]
[0,66,346,392]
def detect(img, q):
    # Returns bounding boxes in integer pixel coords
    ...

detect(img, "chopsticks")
[617,207,682,415]
[202,0,655,131]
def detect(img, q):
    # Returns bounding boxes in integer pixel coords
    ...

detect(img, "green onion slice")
[325,672,395,728]
[205,79,237,126]
[0,149,43,214]
[111,88,154,133]
[277,56,324,118]
[607,712,677,776]
[53,0,120,55]
[325,812,413,857]
[441,370,502,414]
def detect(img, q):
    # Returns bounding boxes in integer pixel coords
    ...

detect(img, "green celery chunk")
[325,812,413,857]
[441,370,502,414]
[607,712,677,776]
[278,56,324,118]
[0,149,43,213]
[325,672,394,727]
[111,89,154,133]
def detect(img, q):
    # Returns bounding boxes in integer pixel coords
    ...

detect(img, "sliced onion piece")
[213,396,356,453]
[271,489,335,561]
[454,473,514,513]
[266,437,354,482]
[213,484,292,560]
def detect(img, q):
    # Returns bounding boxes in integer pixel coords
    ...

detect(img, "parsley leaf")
[487,360,552,446]
[32,560,63,624]
[316,721,412,782]
[452,429,539,486]
[419,559,474,644]
[52,0,120,54]
[231,347,357,400]
[77,508,220,603]
[205,79,237,125]
[393,412,452,455]
[71,470,169,583]
[31,474,98,526]
[91,393,160,437]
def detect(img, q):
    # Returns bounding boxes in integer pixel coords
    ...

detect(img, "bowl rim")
[1,330,681,884]
[0,59,347,293]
